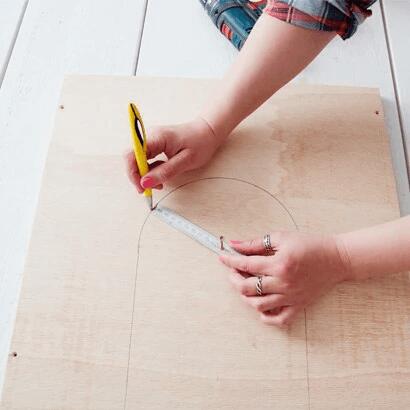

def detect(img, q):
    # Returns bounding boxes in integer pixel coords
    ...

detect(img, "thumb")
[141,150,190,188]
[230,233,280,256]
[146,126,179,159]
[146,130,167,159]
[229,237,265,255]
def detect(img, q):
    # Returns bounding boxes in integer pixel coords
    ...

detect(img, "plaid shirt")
[265,0,378,39]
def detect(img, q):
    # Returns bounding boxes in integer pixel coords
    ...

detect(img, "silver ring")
[263,234,274,255]
[256,276,263,296]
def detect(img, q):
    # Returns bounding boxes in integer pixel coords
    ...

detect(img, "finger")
[229,237,265,255]
[260,306,300,328]
[146,129,165,159]
[124,151,143,193]
[241,294,287,313]
[148,160,164,168]
[230,232,282,256]
[220,254,269,275]
[228,272,283,296]
[146,127,180,160]
[141,150,191,188]
[124,152,164,192]
[146,160,164,190]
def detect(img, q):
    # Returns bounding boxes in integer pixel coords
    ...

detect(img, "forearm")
[337,216,410,281]
[201,14,335,139]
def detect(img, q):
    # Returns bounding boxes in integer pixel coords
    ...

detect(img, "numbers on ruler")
[154,206,227,254]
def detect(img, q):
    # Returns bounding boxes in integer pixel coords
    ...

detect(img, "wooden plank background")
[0,0,409,397]
[0,0,28,83]
[382,1,410,185]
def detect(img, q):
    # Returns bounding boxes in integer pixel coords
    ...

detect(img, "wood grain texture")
[1,76,409,409]
[0,0,147,394]
[138,1,410,214]
[127,179,307,409]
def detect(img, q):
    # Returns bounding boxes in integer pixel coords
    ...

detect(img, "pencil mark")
[123,177,307,408]
[155,177,299,230]
[123,207,150,409]
[220,235,224,251]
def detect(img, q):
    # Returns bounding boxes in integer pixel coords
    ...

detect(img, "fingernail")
[230,240,242,245]
[141,176,155,189]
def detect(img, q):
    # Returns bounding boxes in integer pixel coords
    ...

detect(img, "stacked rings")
[256,276,263,296]
[263,234,275,255]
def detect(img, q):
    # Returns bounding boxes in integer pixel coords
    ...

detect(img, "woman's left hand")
[219,231,351,328]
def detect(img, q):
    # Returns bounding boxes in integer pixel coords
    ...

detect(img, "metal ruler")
[153,206,239,256]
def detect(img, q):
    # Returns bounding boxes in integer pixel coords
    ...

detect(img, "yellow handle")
[128,103,152,199]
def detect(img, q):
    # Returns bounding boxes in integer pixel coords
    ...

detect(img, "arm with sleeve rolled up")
[200,13,335,142]
[125,14,335,190]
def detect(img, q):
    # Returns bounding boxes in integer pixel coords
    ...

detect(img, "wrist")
[199,104,238,141]
[333,234,355,282]
[196,115,228,146]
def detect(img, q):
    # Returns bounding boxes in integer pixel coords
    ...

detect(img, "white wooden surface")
[0,0,27,83]
[382,0,410,188]
[138,0,236,77]
[1,0,409,399]
[0,0,147,394]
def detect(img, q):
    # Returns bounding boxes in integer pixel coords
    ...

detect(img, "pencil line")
[156,177,299,230]
[123,213,151,410]
[123,176,300,407]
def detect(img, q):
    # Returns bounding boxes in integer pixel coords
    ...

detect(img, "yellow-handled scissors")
[128,103,153,210]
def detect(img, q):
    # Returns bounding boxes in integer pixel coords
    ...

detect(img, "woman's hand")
[219,232,351,328]
[125,117,223,192]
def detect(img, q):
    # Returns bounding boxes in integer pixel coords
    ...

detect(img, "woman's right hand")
[125,117,223,192]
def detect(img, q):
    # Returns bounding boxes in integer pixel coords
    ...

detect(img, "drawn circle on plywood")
[153,177,297,235]
[127,178,303,407]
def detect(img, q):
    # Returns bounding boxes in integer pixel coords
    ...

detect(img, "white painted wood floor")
[0,0,409,396]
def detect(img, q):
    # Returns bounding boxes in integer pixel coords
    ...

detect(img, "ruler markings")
[153,206,239,256]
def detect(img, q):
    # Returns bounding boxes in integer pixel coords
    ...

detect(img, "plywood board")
[1,76,409,409]
[0,0,147,392]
